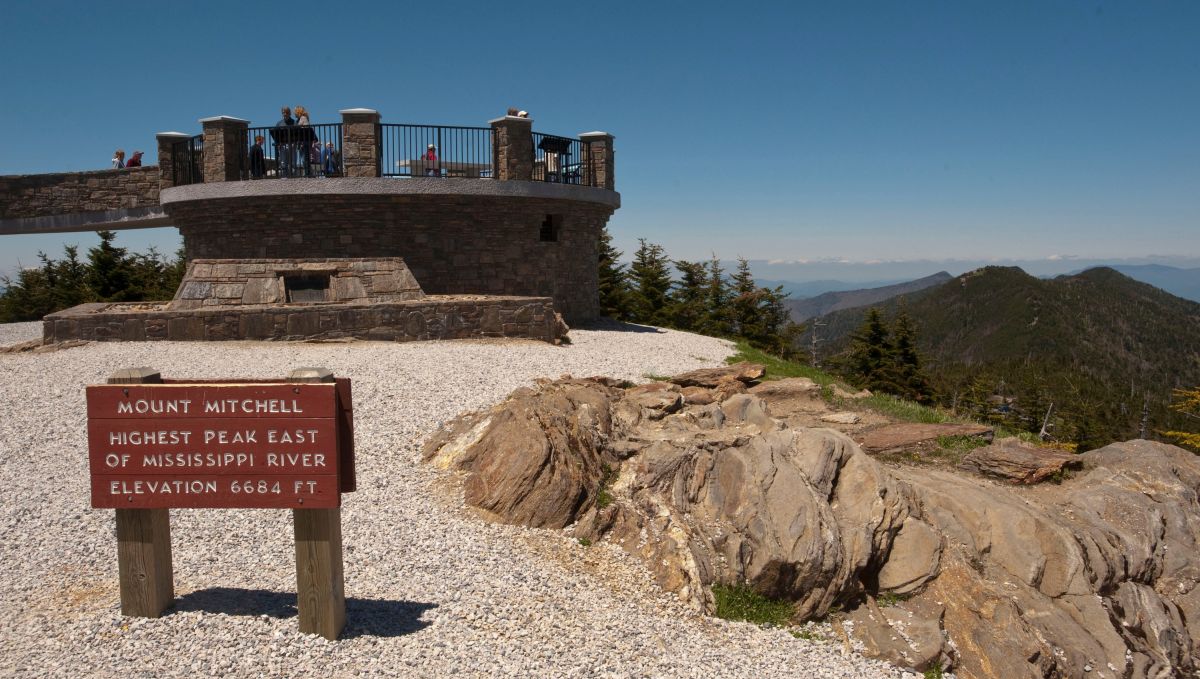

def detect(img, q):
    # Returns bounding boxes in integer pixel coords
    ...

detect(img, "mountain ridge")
[810,265,1200,447]
[784,272,952,322]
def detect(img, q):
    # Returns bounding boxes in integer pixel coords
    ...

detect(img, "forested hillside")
[812,266,1200,449]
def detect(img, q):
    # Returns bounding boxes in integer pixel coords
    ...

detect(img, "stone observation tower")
[0,109,619,344]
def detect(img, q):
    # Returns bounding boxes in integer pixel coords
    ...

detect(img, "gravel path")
[0,324,920,678]
[0,321,40,347]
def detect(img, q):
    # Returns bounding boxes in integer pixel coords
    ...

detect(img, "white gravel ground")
[0,323,920,678]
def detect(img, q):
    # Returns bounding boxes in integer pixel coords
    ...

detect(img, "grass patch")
[929,434,990,465]
[594,463,617,509]
[923,662,945,679]
[876,591,912,607]
[790,629,820,641]
[859,393,955,424]
[577,537,592,547]
[712,583,794,627]
[726,342,838,386]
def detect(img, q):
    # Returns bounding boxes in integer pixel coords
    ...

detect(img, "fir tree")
[668,260,709,331]
[597,227,632,320]
[841,308,902,394]
[628,239,672,325]
[701,254,733,337]
[890,311,933,402]
[86,230,134,301]
[730,257,760,338]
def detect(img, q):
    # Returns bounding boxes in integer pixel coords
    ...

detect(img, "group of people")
[252,105,341,179]
[110,149,144,169]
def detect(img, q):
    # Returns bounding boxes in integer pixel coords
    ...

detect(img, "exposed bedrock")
[423,374,1200,679]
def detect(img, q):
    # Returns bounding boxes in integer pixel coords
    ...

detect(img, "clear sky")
[1,1,1197,279]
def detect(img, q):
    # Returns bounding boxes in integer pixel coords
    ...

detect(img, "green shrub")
[711,583,793,626]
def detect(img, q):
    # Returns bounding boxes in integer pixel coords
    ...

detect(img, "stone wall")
[44,296,563,344]
[0,166,159,220]
[172,258,425,309]
[169,194,612,322]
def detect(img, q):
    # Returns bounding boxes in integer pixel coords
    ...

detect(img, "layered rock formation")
[423,372,1200,679]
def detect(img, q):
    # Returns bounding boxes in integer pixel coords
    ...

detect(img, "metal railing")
[240,123,343,179]
[532,132,594,186]
[379,124,494,178]
[171,135,204,186]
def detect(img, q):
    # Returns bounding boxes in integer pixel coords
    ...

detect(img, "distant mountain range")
[755,262,1200,304]
[782,272,952,321]
[1067,264,1200,303]
[807,266,1200,448]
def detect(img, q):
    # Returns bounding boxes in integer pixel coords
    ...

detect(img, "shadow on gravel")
[173,587,437,638]
[573,318,664,333]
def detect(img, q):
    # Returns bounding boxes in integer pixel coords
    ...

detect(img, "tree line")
[0,231,185,322]
[599,229,803,357]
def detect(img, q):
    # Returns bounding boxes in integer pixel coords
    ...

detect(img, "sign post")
[87,367,355,639]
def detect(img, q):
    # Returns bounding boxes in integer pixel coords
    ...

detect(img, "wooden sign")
[89,367,353,640]
[87,382,352,509]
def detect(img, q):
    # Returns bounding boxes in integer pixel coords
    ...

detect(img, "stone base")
[43,296,566,344]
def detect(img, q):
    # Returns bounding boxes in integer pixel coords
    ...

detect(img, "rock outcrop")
[959,436,1082,483]
[424,375,1200,678]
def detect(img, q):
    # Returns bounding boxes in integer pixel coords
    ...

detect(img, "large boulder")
[856,422,993,453]
[959,436,1082,483]
[668,361,765,388]
[423,377,623,528]
[426,375,1200,678]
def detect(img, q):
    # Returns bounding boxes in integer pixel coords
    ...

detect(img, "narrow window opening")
[540,214,562,242]
[283,274,331,303]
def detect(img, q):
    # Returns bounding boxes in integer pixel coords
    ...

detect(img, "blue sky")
[1,1,1197,281]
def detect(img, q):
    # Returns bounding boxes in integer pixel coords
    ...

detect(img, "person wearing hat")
[423,143,439,177]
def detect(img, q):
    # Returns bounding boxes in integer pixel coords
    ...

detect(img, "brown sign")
[87,382,354,509]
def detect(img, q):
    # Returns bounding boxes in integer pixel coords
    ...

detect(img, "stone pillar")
[340,108,381,178]
[490,115,533,181]
[155,132,192,191]
[199,116,249,183]
[580,131,615,191]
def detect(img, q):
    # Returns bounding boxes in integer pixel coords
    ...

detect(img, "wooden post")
[288,368,346,640]
[108,367,174,617]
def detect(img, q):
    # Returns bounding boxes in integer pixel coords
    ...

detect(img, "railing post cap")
[198,115,250,124]
[579,131,614,141]
[156,131,192,139]
[339,108,379,115]
[488,115,533,125]
[288,367,336,383]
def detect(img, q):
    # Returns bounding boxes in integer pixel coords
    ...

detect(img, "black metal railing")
[379,124,494,178]
[532,132,594,186]
[171,135,204,185]
[240,123,343,179]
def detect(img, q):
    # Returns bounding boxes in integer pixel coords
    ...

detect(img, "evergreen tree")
[628,239,672,325]
[0,232,185,322]
[51,245,89,310]
[86,230,134,301]
[597,227,632,320]
[0,264,53,322]
[700,254,733,337]
[669,260,709,331]
[890,311,933,402]
[840,308,902,394]
[1163,387,1200,450]
[730,257,760,338]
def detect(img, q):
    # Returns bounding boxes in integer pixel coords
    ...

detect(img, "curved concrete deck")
[159,176,621,209]
[0,205,170,235]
